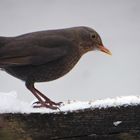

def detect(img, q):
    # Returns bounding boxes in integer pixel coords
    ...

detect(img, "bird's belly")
[33,61,76,82]
[5,56,80,82]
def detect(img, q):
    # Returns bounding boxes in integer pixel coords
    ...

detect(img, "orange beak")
[98,46,112,55]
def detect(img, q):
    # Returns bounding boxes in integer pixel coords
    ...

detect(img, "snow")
[113,121,122,126]
[0,91,140,113]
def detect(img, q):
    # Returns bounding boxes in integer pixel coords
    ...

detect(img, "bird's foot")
[33,100,63,106]
[33,103,60,110]
[33,100,63,110]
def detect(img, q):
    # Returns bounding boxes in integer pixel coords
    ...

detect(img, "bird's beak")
[98,46,112,55]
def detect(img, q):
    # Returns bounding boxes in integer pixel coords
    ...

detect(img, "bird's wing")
[0,36,74,66]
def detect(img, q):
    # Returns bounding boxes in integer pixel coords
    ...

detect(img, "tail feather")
[0,36,13,67]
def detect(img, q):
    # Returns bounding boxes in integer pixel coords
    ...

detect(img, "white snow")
[0,91,140,113]
[113,121,122,126]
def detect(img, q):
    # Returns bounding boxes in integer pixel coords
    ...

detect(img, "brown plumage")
[0,26,111,109]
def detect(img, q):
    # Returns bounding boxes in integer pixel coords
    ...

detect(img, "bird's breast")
[5,51,81,82]
[34,52,81,82]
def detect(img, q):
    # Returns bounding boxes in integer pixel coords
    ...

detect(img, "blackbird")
[0,26,111,109]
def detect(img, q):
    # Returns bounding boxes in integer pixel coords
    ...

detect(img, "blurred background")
[0,0,140,103]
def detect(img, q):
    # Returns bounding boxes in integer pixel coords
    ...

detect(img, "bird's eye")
[91,34,96,39]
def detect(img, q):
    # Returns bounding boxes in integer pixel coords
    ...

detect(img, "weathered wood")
[0,105,140,140]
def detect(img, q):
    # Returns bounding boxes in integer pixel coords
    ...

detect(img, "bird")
[0,26,111,109]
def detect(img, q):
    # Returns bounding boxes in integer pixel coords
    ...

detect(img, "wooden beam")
[0,105,140,140]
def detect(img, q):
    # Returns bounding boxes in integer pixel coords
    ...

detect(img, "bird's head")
[76,26,112,55]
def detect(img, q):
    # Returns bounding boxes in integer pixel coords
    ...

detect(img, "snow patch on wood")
[0,91,140,113]
[113,121,122,126]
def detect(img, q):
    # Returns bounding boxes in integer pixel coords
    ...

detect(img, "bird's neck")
[79,44,92,56]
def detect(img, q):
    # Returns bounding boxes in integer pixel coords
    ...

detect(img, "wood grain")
[0,105,140,140]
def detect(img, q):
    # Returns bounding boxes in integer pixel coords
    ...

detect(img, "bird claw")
[32,101,62,110]
[33,103,60,110]
[33,101,63,106]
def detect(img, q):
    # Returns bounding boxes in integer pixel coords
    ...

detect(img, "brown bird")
[0,26,111,109]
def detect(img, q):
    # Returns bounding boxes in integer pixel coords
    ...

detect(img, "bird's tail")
[0,36,12,68]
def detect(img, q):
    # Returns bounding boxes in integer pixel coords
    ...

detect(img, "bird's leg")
[25,81,59,110]
[33,88,62,106]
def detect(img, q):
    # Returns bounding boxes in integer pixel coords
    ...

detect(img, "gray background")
[0,0,140,103]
